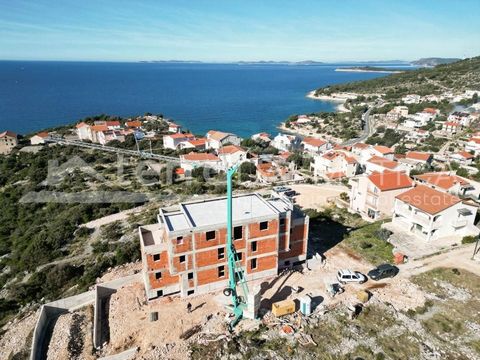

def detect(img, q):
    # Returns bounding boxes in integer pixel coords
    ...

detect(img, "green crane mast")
[224,164,249,330]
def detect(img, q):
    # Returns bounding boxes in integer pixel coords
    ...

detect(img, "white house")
[168,122,182,133]
[76,122,91,141]
[365,156,409,174]
[272,133,301,152]
[313,151,358,179]
[370,145,395,160]
[405,129,430,142]
[403,112,432,128]
[386,106,409,121]
[414,172,474,197]
[449,151,475,165]
[163,133,195,150]
[442,121,461,134]
[0,131,18,155]
[302,137,330,154]
[180,152,223,174]
[217,145,248,169]
[30,131,50,145]
[448,112,471,127]
[178,138,207,151]
[349,171,414,220]
[251,132,272,143]
[465,136,480,156]
[206,130,242,150]
[405,151,433,166]
[391,185,479,243]
[402,94,421,104]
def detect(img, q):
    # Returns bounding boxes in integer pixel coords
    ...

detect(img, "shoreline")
[306,90,349,113]
[335,68,403,74]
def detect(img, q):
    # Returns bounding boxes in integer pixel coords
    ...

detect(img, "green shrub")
[462,236,477,244]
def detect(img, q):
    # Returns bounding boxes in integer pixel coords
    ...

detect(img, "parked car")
[273,186,291,193]
[283,190,297,197]
[367,264,399,281]
[336,269,367,284]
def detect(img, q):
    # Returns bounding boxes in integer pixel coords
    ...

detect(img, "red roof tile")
[368,156,399,170]
[396,185,461,215]
[406,151,432,162]
[415,172,470,190]
[368,171,413,191]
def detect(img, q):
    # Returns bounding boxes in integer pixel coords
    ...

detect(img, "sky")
[0,0,479,62]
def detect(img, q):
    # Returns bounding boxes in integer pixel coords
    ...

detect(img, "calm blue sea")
[0,61,410,137]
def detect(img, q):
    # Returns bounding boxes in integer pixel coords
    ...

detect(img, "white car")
[336,269,367,284]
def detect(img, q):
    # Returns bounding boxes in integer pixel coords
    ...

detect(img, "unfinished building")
[139,193,309,300]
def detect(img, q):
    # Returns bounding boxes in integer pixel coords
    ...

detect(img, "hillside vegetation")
[315,56,480,99]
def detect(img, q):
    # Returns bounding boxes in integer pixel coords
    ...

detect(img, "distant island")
[335,66,405,73]
[411,57,461,67]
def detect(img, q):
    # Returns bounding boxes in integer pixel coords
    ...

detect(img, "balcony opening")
[251,241,257,252]
[234,226,243,240]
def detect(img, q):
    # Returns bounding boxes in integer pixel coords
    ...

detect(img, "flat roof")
[161,193,289,232]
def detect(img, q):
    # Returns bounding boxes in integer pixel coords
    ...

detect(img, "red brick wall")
[148,270,179,288]
[247,254,277,274]
[195,228,227,250]
[248,219,278,239]
[247,236,277,257]
[146,250,169,271]
[278,234,288,252]
[195,247,227,268]
[279,240,304,259]
[171,234,193,254]
[291,224,306,242]
[171,254,194,273]
[197,266,228,286]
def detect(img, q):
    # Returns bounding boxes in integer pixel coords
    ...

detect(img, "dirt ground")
[46,307,94,360]
[103,283,228,359]
[290,184,348,210]
[0,310,39,360]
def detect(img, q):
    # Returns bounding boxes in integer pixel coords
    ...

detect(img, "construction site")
[2,175,480,359]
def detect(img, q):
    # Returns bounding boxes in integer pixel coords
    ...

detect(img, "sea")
[0,61,413,137]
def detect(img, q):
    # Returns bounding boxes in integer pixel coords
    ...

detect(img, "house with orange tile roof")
[449,151,475,165]
[349,171,414,220]
[76,122,91,141]
[163,133,195,150]
[402,151,433,168]
[126,120,143,129]
[30,131,50,145]
[256,162,293,183]
[178,138,207,151]
[414,172,474,197]
[371,145,394,159]
[206,130,241,150]
[301,137,330,154]
[465,136,480,156]
[217,145,247,169]
[0,130,18,154]
[251,132,272,144]
[167,122,182,133]
[391,185,479,242]
[180,152,222,174]
[365,155,409,175]
[312,150,358,180]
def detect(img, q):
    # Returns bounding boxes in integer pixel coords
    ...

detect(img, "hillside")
[315,56,480,99]
[411,57,461,66]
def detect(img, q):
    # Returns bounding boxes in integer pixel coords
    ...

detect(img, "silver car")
[337,269,367,284]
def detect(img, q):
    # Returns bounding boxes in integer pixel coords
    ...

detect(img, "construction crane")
[223,164,250,330]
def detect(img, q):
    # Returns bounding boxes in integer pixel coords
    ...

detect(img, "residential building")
[256,162,293,183]
[386,106,409,121]
[168,122,182,133]
[448,112,471,127]
[106,121,121,130]
[30,131,49,145]
[365,156,409,174]
[371,145,395,160]
[217,145,248,169]
[391,185,479,242]
[349,171,414,220]
[126,120,143,129]
[351,143,369,156]
[138,193,310,299]
[178,138,207,151]
[0,131,18,155]
[206,130,241,150]
[180,152,222,174]
[449,151,475,165]
[163,133,195,150]
[302,137,330,154]
[76,122,90,141]
[405,151,433,166]
[414,172,474,197]
[312,151,358,180]
[465,136,480,156]
[405,129,430,142]
[251,132,272,144]
[442,121,460,134]
[272,133,301,152]
[403,112,433,128]
[402,94,421,104]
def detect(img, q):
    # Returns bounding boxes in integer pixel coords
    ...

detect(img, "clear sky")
[1,0,479,62]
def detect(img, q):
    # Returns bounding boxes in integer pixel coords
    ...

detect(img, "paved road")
[341,107,374,146]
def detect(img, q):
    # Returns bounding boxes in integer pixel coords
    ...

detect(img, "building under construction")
[139,193,310,300]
